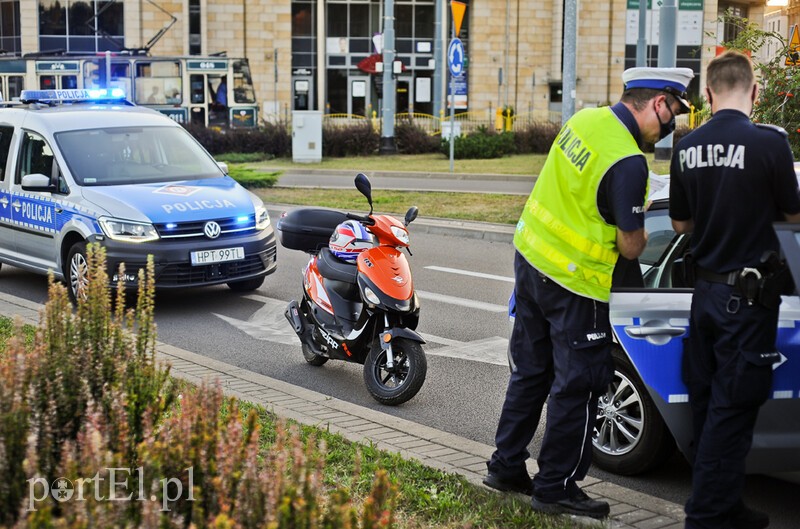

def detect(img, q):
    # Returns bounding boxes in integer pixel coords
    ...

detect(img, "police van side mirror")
[216,161,228,174]
[21,173,55,192]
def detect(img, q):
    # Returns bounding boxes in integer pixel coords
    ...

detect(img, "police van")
[0,88,277,300]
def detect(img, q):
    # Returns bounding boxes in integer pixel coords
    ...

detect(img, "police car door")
[0,124,17,260]
[11,130,60,271]
[608,203,695,457]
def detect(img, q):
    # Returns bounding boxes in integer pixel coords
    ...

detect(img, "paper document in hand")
[648,172,670,201]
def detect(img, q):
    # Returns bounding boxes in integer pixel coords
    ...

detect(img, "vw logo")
[204,221,221,239]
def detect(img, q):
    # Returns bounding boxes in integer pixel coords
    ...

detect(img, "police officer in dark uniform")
[670,50,800,529]
[484,66,694,519]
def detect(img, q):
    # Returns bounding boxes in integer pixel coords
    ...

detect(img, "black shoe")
[483,471,533,495]
[531,488,610,519]
[730,502,769,529]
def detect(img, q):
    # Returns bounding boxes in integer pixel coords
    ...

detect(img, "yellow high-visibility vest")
[514,107,647,301]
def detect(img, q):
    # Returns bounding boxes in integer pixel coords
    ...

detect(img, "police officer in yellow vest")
[484,67,694,518]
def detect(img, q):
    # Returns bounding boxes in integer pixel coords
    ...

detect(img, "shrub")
[185,122,291,158]
[513,121,561,154]
[1,245,397,528]
[323,122,380,157]
[441,128,516,159]
[227,165,279,188]
[395,120,440,154]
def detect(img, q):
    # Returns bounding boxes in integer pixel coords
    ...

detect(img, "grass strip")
[257,188,528,225]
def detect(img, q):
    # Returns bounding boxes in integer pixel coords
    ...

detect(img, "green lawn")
[250,153,672,176]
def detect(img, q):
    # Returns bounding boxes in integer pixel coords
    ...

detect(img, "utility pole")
[433,0,443,118]
[380,0,398,154]
[636,0,647,67]
[654,0,677,160]
[561,0,577,126]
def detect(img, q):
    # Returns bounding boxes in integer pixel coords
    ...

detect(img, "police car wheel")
[66,242,89,304]
[227,275,265,292]
[591,347,676,475]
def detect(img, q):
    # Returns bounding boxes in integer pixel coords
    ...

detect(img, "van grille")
[154,215,256,239]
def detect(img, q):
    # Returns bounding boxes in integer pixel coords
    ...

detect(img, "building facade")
[0,0,773,121]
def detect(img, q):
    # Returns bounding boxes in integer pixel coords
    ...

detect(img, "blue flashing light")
[165,222,177,229]
[237,215,250,223]
[20,88,127,104]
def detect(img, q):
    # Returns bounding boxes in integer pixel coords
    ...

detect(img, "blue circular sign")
[448,38,464,77]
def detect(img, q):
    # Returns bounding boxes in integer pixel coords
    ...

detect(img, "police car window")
[17,131,55,184]
[0,125,14,182]
[54,126,223,186]
[640,207,681,288]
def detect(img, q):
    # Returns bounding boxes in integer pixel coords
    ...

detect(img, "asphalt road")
[2,219,799,528]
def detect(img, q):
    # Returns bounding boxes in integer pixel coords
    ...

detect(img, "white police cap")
[622,67,695,113]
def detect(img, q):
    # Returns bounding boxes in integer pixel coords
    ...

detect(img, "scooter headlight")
[363,286,381,305]
[390,225,409,245]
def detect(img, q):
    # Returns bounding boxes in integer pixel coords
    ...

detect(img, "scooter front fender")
[387,327,426,344]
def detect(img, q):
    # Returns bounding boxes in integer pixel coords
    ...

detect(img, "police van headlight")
[99,218,159,243]
[255,205,270,230]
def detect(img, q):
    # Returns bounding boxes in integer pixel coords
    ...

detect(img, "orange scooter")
[278,173,426,405]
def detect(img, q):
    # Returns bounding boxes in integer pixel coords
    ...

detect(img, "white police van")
[0,88,276,300]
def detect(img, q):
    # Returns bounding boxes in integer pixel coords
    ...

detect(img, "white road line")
[416,290,507,313]
[425,336,510,366]
[425,265,514,283]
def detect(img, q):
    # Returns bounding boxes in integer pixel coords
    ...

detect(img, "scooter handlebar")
[346,212,375,225]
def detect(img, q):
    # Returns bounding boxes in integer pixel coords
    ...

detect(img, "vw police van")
[0,89,276,300]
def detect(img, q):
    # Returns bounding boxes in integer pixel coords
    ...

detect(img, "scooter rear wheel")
[302,344,328,366]
[363,337,426,406]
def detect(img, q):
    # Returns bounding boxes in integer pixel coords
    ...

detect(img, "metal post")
[449,18,455,173]
[561,0,577,126]
[380,0,398,154]
[105,50,111,89]
[636,0,647,67]
[274,49,278,119]
[433,0,443,117]
[654,0,677,160]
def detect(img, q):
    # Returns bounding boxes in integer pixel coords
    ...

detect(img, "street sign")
[451,1,466,38]
[448,38,464,77]
[787,24,800,66]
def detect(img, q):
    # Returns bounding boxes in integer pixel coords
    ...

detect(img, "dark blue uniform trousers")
[488,252,614,501]
[683,280,777,529]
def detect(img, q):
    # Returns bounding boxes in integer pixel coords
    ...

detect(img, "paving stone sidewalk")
[0,291,685,529]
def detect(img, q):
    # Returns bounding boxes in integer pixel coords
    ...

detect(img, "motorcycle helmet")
[329,220,373,262]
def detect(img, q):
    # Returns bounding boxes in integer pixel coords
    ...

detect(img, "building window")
[0,0,20,54]
[39,0,124,54]
[718,3,748,44]
[189,0,201,55]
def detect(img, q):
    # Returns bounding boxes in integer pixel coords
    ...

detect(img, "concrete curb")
[0,291,685,529]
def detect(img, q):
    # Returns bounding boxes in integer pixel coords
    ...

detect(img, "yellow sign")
[786,24,800,66]
[451,1,466,38]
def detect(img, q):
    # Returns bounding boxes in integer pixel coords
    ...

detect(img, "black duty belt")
[695,266,762,286]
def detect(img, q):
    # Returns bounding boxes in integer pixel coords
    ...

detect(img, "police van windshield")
[54,126,223,186]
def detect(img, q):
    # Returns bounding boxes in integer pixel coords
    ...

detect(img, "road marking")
[416,290,507,313]
[214,294,510,365]
[425,336,510,366]
[425,265,514,283]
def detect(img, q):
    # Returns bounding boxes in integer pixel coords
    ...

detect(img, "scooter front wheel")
[363,337,427,406]
[302,344,328,366]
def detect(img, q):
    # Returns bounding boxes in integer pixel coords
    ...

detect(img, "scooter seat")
[318,248,359,284]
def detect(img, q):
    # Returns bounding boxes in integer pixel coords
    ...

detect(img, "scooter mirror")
[404,206,419,226]
[354,173,373,213]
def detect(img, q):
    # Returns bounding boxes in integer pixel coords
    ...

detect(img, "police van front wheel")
[591,346,676,475]
[66,242,89,304]
[227,275,265,292]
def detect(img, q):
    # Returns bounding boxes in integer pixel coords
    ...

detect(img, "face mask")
[656,101,676,140]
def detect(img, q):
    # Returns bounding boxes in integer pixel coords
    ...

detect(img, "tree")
[713,10,800,158]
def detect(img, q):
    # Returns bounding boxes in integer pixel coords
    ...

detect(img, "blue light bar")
[20,88,127,103]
